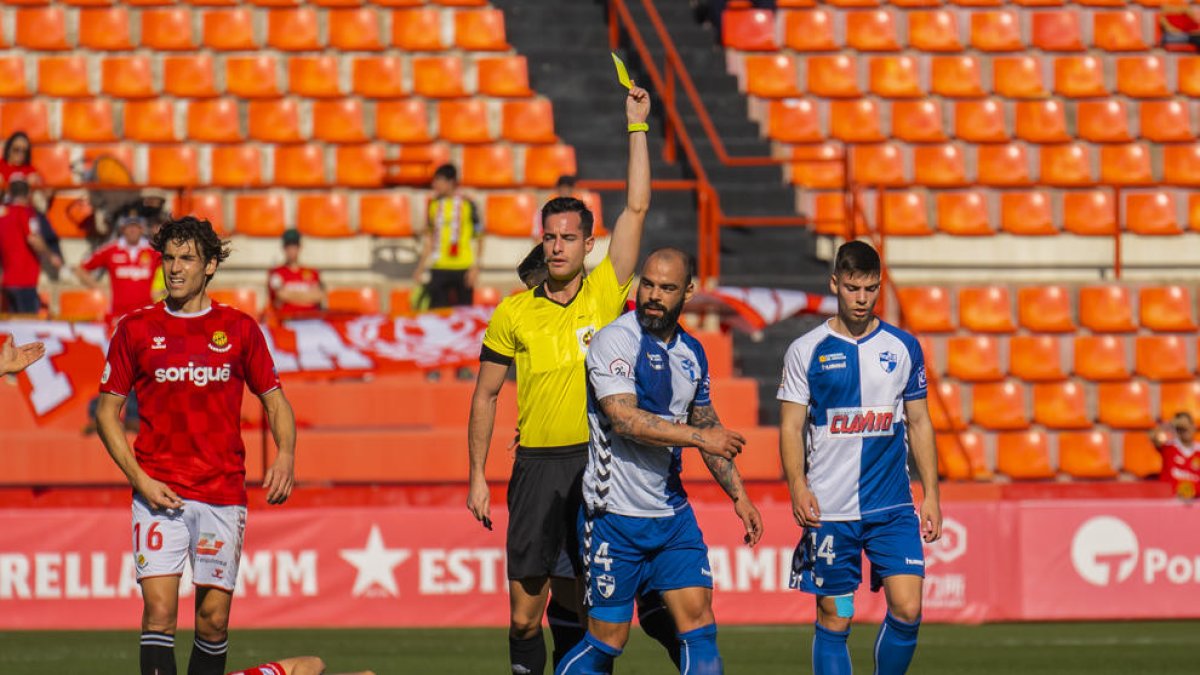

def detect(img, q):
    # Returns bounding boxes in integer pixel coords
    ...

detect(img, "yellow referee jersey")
[481,257,633,449]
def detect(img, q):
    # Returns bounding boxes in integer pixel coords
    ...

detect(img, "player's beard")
[636,298,683,334]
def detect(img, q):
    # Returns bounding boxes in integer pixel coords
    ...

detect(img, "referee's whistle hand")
[467,478,491,525]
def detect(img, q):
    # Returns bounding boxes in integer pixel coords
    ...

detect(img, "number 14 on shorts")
[812,531,836,564]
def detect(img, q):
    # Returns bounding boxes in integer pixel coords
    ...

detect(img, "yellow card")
[611,52,633,90]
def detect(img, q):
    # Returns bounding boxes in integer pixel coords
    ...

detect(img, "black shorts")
[506,445,587,580]
[426,268,472,308]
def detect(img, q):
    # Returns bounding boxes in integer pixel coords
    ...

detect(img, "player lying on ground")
[227,655,374,675]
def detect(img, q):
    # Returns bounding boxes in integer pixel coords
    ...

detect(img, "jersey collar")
[823,317,885,345]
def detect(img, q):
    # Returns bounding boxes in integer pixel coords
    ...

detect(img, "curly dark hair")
[152,216,231,278]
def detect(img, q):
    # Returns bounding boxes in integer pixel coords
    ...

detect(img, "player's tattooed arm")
[691,404,747,503]
[601,395,745,459]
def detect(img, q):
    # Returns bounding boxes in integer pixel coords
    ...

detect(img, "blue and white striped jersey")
[584,311,711,517]
[777,319,927,521]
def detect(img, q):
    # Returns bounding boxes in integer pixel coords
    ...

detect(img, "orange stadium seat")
[1125,192,1181,235]
[248,99,303,143]
[335,144,384,187]
[894,0,943,6]
[62,100,116,142]
[477,56,533,97]
[1012,335,1066,382]
[209,288,259,316]
[297,194,352,237]
[1098,380,1155,430]
[329,8,384,51]
[502,99,556,144]
[935,432,990,481]
[393,9,447,51]
[977,143,1032,187]
[908,10,962,52]
[955,99,1008,143]
[1140,101,1194,142]
[790,143,846,189]
[808,55,861,98]
[1063,190,1117,235]
[1017,285,1074,332]
[810,192,852,236]
[879,192,931,236]
[723,7,777,51]
[959,286,1015,332]
[1001,191,1056,235]
[327,287,381,315]
[15,7,68,50]
[1140,285,1196,331]
[313,99,368,143]
[937,191,991,235]
[1032,379,1090,428]
[1078,285,1135,332]
[274,145,326,187]
[896,286,954,332]
[1077,100,1132,143]
[1192,194,1200,232]
[164,55,218,98]
[30,144,71,187]
[846,10,900,51]
[892,100,946,142]
[141,8,197,50]
[1054,56,1108,98]
[851,143,905,186]
[79,7,133,50]
[455,9,508,51]
[1032,10,1084,51]
[783,10,837,51]
[388,288,414,316]
[289,56,343,97]
[187,99,242,142]
[485,193,537,237]
[929,381,967,431]
[745,55,801,98]
[0,101,50,143]
[123,100,177,142]
[83,145,136,180]
[1099,143,1153,186]
[1093,10,1147,51]
[947,335,1003,381]
[101,55,154,98]
[45,197,92,239]
[830,99,884,143]
[353,56,406,98]
[869,56,922,98]
[1059,432,1117,478]
[0,57,29,98]
[1122,433,1162,478]
[1014,100,1070,144]
[912,142,969,186]
[970,10,1022,52]
[376,99,433,143]
[435,0,487,6]
[234,194,286,237]
[996,431,1056,479]
[203,8,257,50]
[1162,381,1200,421]
[413,56,466,98]
[359,193,414,238]
[1135,335,1191,381]
[1074,334,1130,380]
[1039,143,1094,187]
[147,145,200,187]
[385,143,451,185]
[460,144,515,188]
[57,288,108,322]
[438,99,494,143]
[993,56,1048,99]
[226,56,282,98]
[768,99,822,143]
[267,7,320,51]
[211,145,263,187]
[973,381,1029,430]
[931,56,985,98]
[1115,55,1171,98]
[1163,144,1200,186]
[1179,58,1200,98]
[525,144,577,188]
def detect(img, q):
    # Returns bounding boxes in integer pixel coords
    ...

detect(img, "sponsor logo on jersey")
[151,336,166,350]
[818,352,846,371]
[826,406,895,436]
[197,533,226,557]
[113,266,153,281]
[209,330,232,353]
[645,352,665,370]
[905,558,925,566]
[154,363,232,386]
[879,351,898,374]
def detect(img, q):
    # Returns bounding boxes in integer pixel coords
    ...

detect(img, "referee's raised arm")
[608,85,652,285]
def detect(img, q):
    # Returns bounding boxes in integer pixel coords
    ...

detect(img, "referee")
[467,85,666,674]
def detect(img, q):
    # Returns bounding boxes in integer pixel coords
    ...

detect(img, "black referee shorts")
[506,445,587,581]
[426,268,472,308]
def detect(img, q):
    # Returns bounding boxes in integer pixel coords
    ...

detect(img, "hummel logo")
[151,336,166,350]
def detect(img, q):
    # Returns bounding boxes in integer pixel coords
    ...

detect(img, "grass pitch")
[1,622,1195,674]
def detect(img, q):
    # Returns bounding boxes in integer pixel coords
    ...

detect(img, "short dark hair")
[432,164,457,183]
[555,175,577,189]
[6,179,29,200]
[645,247,696,287]
[834,240,880,278]
[517,244,547,289]
[1174,411,1194,425]
[152,216,230,277]
[541,197,594,238]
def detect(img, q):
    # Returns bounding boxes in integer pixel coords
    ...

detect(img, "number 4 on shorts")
[810,531,836,564]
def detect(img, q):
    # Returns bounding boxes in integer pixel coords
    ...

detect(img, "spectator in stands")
[532,175,578,241]
[0,180,56,314]
[1161,3,1200,49]
[268,230,325,320]
[73,204,162,324]
[1151,411,1200,500]
[0,333,44,375]
[413,164,484,310]
[1,131,62,268]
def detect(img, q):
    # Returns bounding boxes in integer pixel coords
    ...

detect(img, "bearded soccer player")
[467,85,682,673]
[778,241,941,675]
[97,216,297,675]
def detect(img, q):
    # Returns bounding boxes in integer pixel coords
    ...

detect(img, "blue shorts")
[790,507,925,597]
[580,508,712,624]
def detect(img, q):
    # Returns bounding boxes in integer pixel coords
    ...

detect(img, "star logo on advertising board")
[338,525,412,598]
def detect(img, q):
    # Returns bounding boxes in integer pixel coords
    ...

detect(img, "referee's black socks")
[546,599,586,667]
[187,635,228,675]
[510,631,547,675]
[638,592,682,668]
[140,631,177,675]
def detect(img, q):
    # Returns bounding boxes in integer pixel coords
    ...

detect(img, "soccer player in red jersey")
[1152,411,1200,500]
[74,206,162,323]
[96,216,297,675]
[227,656,374,675]
[267,230,324,320]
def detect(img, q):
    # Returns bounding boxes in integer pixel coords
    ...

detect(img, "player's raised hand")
[264,452,295,505]
[791,485,821,528]
[136,475,184,511]
[467,475,491,529]
[626,85,650,125]
[696,426,745,459]
[735,499,764,548]
[1,334,45,375]
[920,497,942,543]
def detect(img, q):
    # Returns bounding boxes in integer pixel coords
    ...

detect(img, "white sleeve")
[776,338,812,405]
[586,324,638,401]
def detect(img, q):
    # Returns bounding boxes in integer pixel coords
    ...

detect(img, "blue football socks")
[554,632,621,675]
[678,623,723,675]
[873,612,921,675]
[813,622,852,675]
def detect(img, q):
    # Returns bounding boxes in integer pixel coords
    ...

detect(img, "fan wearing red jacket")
[1152,411,1200,500]
[97,216,297,675]
[74,208,162,324]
